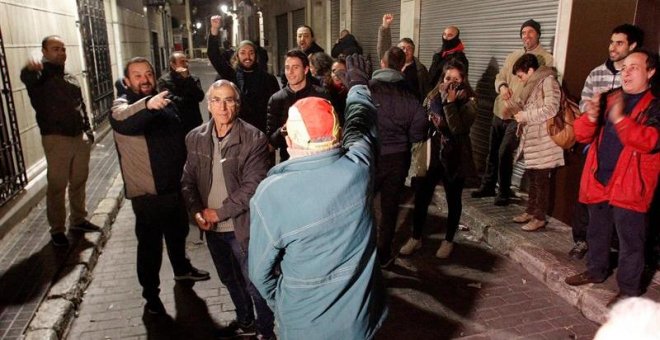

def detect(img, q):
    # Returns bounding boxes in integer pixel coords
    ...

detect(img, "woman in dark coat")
[400,60,477,258]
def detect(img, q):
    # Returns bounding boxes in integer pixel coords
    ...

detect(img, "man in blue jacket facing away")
[248,55,387,340]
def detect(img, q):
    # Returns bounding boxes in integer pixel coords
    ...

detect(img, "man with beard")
[568,24,644,260]
[20,35,100,248]
[157,52,204,135]
[110,57,210,315]
[296,25,324,56]
[471,19,554,206]
[208,16,280,134]
[428,25,469,87]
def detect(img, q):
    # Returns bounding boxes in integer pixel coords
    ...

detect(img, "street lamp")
[195,21,202,29]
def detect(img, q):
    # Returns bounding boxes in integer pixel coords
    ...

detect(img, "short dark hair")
[512,53,540,74]
[383,47,406,71]
[41,35,62,49]
[612,24,644,49]
[398,37,415,50]
[628,49,658,72]
[285,49,310,68]
[124,57,154,78]
[297,25,315,38]
[308,52,333,77]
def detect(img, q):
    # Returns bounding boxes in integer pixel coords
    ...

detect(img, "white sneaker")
[435,241,454,259]
[399,238,422,255]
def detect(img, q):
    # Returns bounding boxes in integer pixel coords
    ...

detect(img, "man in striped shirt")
[569,24,644,260]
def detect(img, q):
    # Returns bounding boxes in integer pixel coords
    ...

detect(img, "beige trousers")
[41,134,91,234]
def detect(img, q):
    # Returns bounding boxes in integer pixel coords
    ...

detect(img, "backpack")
[547,88,580,149]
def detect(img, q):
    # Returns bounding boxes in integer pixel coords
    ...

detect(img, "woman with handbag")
[511,53,565,231]
[400,60,477,258]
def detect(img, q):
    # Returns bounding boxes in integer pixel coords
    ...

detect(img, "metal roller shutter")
[276,13,288,75]
[291,8,306,48]
[331,0,340,45]
[418,0,559,188]
[351,0,400,66]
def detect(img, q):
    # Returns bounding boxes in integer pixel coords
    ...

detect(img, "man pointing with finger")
[110,57,210,315]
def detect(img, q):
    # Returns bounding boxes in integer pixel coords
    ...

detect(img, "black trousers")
[412,166,465,242]
[375,151,410,257]
[480,116,519,194]
[586,202,647,296]
[131,193,193,300]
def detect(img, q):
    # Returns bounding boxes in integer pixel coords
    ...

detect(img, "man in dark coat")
[331,29,363,58]
[157,52,205,135]
[428,25,469,87]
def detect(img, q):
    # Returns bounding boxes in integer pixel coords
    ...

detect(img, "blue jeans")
[206,231,275,337]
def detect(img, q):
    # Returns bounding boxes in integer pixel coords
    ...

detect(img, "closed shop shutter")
[351,0,400,66]
[291,8,306,48]
[418,0,559,188]
[331,0,340,44]
[276,13,288,75]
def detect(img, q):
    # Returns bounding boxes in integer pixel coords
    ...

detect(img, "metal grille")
[77,0,114,128]
[351,0,400,68]
[0,29,27,207]
[418,0,559,186]
[276,13,288,75]
[330,0,340,45]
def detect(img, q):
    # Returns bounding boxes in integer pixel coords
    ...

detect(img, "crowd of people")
[21,11,658,340]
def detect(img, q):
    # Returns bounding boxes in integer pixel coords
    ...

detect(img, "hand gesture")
[339,54,371,89]
[606,90,625,124]
[210,15,222,35]
[382,14,394,28]
[446,83,460,103]
[146,90,171,110]
[26,57,43,71]
[202,208,220,224]
[584,93,601,123]
[194,212,211,231]
[514,111,526,123]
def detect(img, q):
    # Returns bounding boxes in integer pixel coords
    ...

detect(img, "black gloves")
[336,54,372,89]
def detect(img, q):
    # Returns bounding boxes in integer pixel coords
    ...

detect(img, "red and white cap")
[286,97,341,157]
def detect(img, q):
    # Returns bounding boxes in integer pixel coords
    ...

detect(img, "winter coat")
[575,90,660,213]
[331,34,363,58]
[180,118,270,245]
[428,44,469,87]
[249,85,387,340]
[494,45,554,120]
[369,68,428,156]
[20,61,91,136]
[157,70,204,135]
[514,66,564,170]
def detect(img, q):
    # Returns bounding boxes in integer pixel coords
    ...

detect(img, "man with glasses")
[181,79,274,339]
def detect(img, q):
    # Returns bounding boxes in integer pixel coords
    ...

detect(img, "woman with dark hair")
[510,53,564,231]
[308,52,334,86]
[400,60,477,258]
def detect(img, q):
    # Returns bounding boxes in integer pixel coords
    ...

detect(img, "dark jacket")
[369,68,427,156]
[110,90,186,199]
[428,50,469,88]
[207,34,281,133]
[208,34,268,74]
[266,81,329,152]
[425,93,477,180]
[303,41,325,55]
[181,118,270,245]
[157,71,204,135]
[331,34,363,58]
[20,61,91,136]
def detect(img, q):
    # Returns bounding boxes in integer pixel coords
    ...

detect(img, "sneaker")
[215,320,257,339]
[435,241,454,259]
[51,232,69,247]
[512,212,533,223]
[145,297,166,315]
[521,218,546,231]
[568,241,588,260]
[71,220,101,232]
[399,238,422,255]
[471,187,496,198]
[174,267,210,281]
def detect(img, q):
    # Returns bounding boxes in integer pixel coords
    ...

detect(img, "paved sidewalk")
[65,190,598,339]
[0,131,121,340]
[440,189,660,324]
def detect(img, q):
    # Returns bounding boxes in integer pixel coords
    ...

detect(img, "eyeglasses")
[209,97,237,107]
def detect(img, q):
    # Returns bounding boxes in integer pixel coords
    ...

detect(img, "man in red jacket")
[565,50,659,306]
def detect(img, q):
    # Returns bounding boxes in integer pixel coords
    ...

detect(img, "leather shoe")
[565,271,604,286]
[606,292,634,308]
[471,187,496,198]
